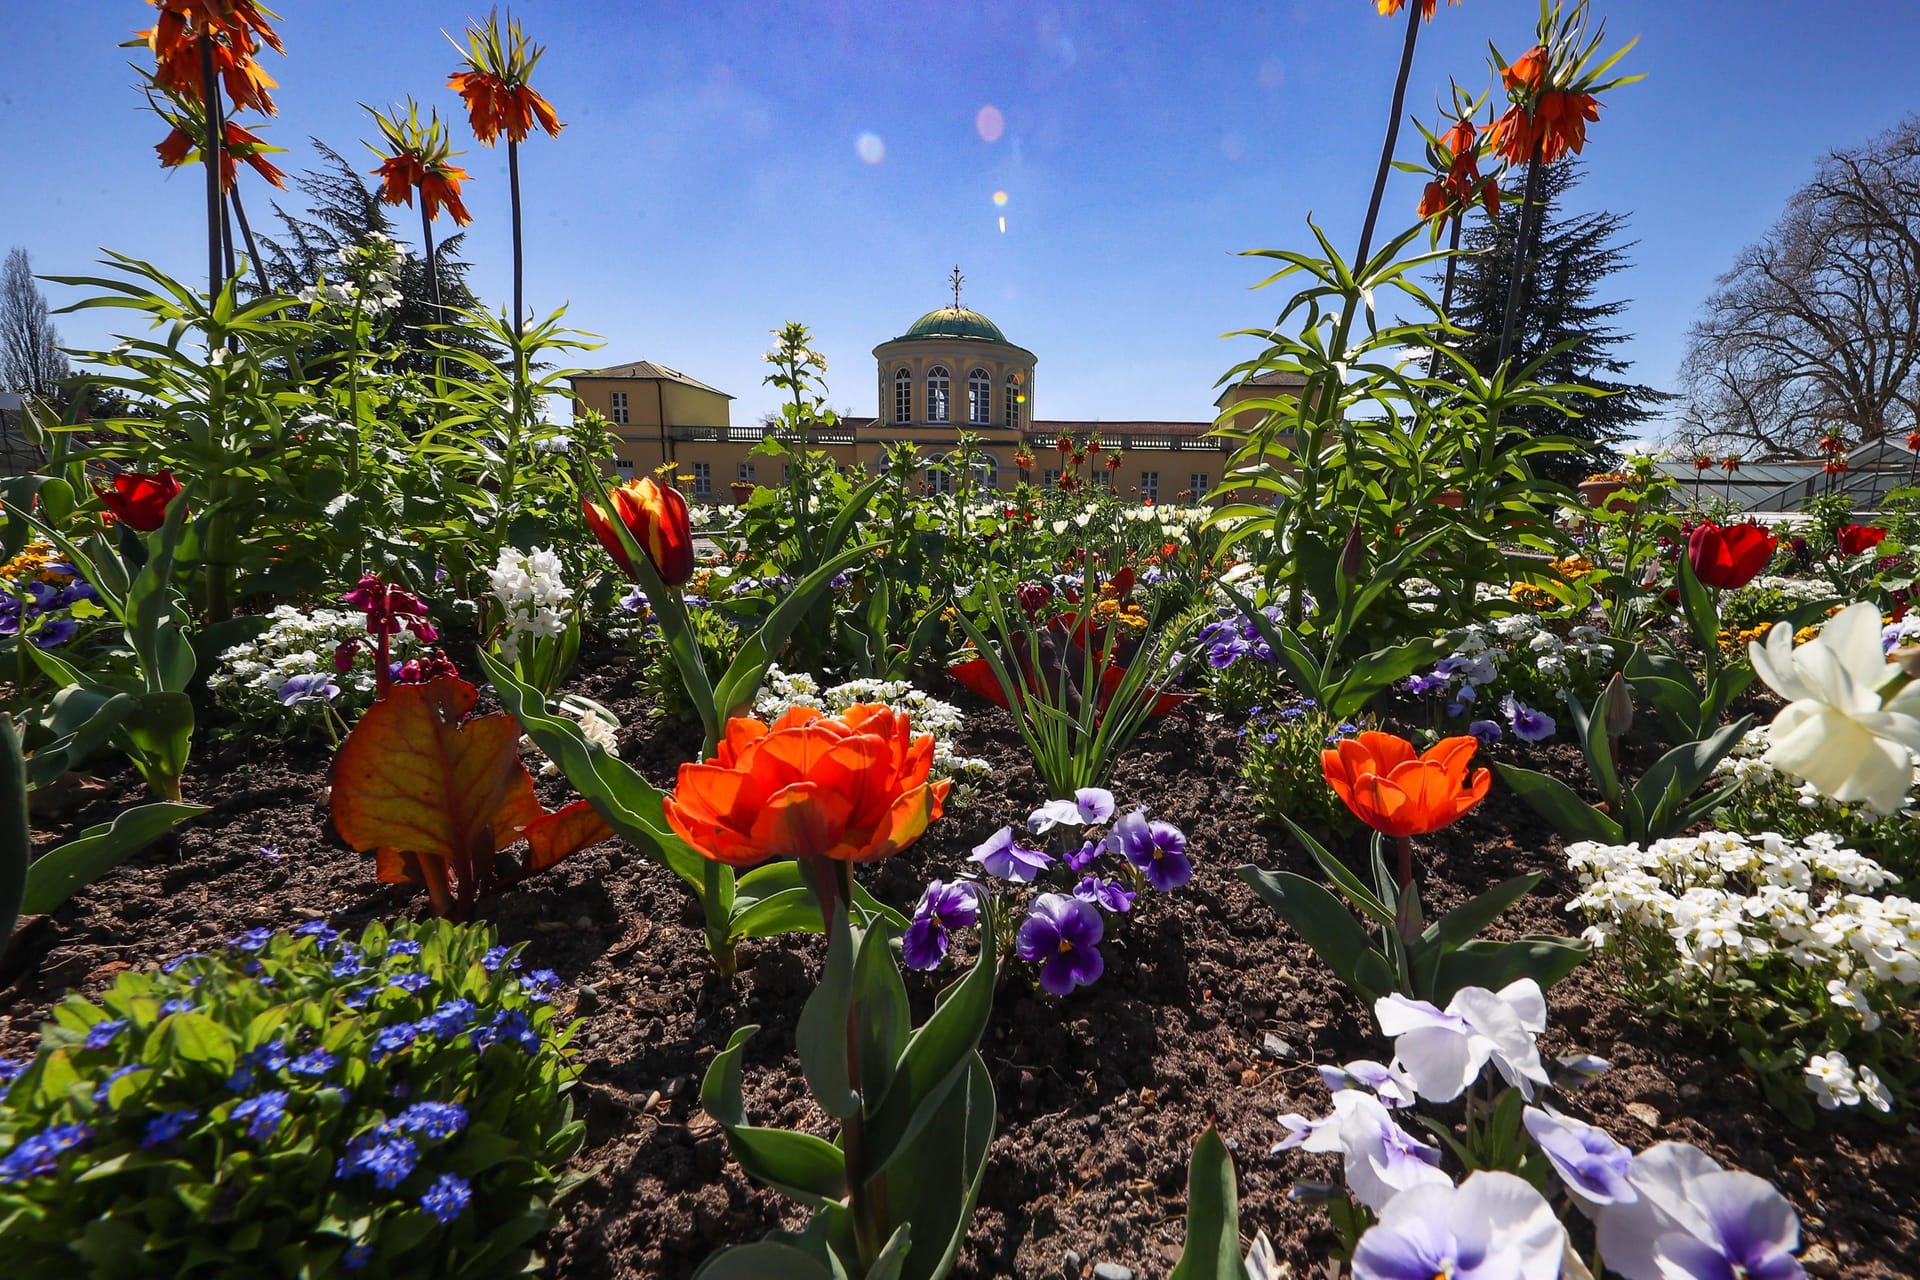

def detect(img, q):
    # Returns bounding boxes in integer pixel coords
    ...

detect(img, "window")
[893,368,912,424]
[609,391,628,425]
[926,366,950,422]
[692,462,711,497]
[1042,468,1060,490]
[925,466,952,495]
[613,458,634,478]
[1093,469,1113,492]
[781,464,791,483]
[967,368,991,424]
[1139,470,1159,503]
[1005,376,1021,428]
[737,462,755,483]
[1189,472,1209,497]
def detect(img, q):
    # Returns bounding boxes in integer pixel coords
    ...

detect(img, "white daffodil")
[1749,603,1920,814]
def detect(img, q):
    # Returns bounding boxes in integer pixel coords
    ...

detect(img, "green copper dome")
[900,306,1008,344]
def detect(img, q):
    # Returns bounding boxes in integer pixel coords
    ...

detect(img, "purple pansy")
[1015,893,1105,995]
[969,826,1054,883]
[276,673,341,705]
[1595,1142,1805,1280]
[1104,809,1192,892]
[901,880,981,971]
[1501,694,1556,744]
[1028,787,1117,833]
[1073,875,1135,913]
[1523,1106,1636,1208]
[1351,1170,1566,1280]
[1469,718,1503,746]
[1276,1090,1447,1212]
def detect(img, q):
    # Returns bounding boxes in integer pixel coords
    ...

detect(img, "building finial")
[949,264,964,311]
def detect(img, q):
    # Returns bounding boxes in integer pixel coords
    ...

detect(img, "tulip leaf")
[850,920,911,1106]
[1325,635,1448,719]
[1420,874,1543,951]
[330,677,541,901]
[1634,716,1753,824]
[1490,762,1623,844]
[1,717,28,948]
[1237,866,1394,1004]
[711,540,886,740]
[865,897,999,1178]
[1675,553,1720,662]
[1277,814,1392,924]
[701,1025,851,1209]
[797,899,861,1119]
[1431,937,1588,1004]
[693,1241,843,1280]
[1169,1127,1242,1280]
[20,800,209,916]
[480,652,715,897]
[865,1055,995,1280]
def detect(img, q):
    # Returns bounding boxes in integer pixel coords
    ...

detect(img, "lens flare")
[976,105,1005,143]
[855,132,885,165]
[998,216,1007,234]
[992,190,1009,207]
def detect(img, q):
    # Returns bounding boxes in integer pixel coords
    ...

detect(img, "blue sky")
[9,2,1919,434]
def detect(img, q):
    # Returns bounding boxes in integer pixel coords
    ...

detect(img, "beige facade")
[570,305,1296,504]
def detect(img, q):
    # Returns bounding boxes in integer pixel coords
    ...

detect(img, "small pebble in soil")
[1093,1264,1133,1280]
[1062,1251,1081,1278]
[575,984,600,1011]
[1261,1033,1295,1059]
[1801,1243,1840,1277]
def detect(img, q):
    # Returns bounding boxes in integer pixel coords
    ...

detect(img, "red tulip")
[1686,522,1776,590]
[583,477,694,585]
[1838,524,1888,557]
[96,471,183,532]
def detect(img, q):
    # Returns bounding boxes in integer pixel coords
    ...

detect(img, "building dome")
[899,305,1008,344]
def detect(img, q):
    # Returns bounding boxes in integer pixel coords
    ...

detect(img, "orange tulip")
[664,705,951,867]
[1322,731,1490,838]
[582,477,695,586]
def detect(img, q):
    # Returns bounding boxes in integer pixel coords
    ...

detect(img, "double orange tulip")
[582,477,694,586]
[664,705,950,867]
[1322,731,1490,839]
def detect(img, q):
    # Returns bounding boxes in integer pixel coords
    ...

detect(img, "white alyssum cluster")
[295,235,407,317]
[1741,574,1829,602]
[210,605,417,733]
[1566,830,1919,1111]
[754,666,991,804]
[1446,617,1613,696]
[487,545,573,663]
[1712,722,1920,815]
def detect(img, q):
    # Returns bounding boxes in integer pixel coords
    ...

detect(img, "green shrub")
[0,919,584,1278]
[1240,698,1368,840]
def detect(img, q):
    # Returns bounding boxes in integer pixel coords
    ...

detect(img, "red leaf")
[331,677,538,909]
[520,799,616,873]
[949,657,1011,709]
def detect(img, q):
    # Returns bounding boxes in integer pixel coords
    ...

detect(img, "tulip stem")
[1393,835,1413,891]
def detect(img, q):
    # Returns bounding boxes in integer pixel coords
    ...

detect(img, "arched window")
[926,366,950,422]
[1004,374,1022,428]
[974,451,999,490]
[893,368,912,424]
[967,368,991,424]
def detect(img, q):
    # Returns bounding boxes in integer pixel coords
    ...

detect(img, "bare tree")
[0,247,70,399]
[1676,118,1920,457]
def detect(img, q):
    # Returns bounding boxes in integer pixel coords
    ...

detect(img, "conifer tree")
[254,141,498,373]
[1440,161,1670,484]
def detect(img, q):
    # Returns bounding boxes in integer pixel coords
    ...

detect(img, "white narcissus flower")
[1749,603,1920,814]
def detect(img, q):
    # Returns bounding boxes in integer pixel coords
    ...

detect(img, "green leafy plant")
[1240,820,1586,1007]
[695,884,998,1280]
[0,919,586,1276]
[1495,675,1752,845]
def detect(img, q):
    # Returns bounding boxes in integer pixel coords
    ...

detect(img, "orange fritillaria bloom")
[664,705,952,867]
[138,1,282,115]
[155,118,285,190]
[1485,43,1600,166]
[1321,731,1491,838]
[447,10,564,146]
[366,101,474,226]
[1375,0,1459,18]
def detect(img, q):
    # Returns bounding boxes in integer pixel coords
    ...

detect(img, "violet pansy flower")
[1015,893,1104,995]
[969,827,1053,883]
[901,880,981,971]
[1351,1170,1566,1280]
[1104,809,1192,892]
[1373,979,1550,1103]
[1028,787,1116,833]
[1595,1141,1804,1280]
[1073,875,1135,914]
[1501,694,1557,743]
[1522,1105,1637,1209]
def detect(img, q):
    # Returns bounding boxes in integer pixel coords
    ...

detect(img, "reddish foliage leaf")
[520,799,616,873]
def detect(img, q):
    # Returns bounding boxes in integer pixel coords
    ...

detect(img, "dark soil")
[3,652,1914,1279]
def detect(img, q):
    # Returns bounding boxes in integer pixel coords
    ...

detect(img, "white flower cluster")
[535,695,622,776]
[487,545,573,663]
[1445,617,1613,696]
[209,605,416,733]
[295,234,407,316]
[754,666,991,805]
[1567,830,1919,1111]
[1804,1050,1891,1112]
[1742,574,1828,602]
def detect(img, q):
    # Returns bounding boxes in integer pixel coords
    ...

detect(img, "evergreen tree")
[254,141,498,373]
[1438,161,1671,484]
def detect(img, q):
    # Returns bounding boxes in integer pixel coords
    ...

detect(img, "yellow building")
[571,292,1287,504]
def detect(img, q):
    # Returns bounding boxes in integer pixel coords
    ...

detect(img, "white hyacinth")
[488,546,573,663]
